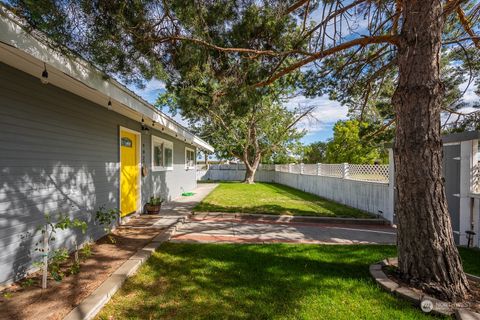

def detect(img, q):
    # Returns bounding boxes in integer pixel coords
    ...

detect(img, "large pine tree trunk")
[392,0,469,301]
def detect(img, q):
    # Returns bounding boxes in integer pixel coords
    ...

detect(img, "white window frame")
[185,147,196,170]
[151,136,174,171]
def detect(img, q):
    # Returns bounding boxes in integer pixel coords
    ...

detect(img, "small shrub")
[69,262,81,275]
[96,206,119,243]
[20,278,37,288]
[147,196,164,206]
[3,292,13,299]
[80,243,93,260]
[49,248,69,281]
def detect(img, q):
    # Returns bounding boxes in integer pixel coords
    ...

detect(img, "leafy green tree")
[324,120,384,164]
[301,141,327,164]
[163,91,308,183]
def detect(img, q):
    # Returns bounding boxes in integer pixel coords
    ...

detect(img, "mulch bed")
[0,227,162,320]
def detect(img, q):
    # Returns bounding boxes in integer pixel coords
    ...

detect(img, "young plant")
[80,242,93,260]
[20,278,37,288]
[34,213,88,289]
[148,196,164,206]
[95,206,119,243]
[48,248,69,281]
[69,262,80,276]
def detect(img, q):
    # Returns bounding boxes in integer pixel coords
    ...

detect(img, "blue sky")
[131,77,479,145]
[130,79,348,144]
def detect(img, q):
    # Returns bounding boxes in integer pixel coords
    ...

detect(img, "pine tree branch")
[159,36,313,57]
[456,6,480,49]
[255,35,399,87]
[285,0,310,15]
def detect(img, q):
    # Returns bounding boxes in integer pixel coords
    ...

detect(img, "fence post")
[288,163,292,173]
[300,163,304,175]
[317,163,321,176]
[342,163,349,179]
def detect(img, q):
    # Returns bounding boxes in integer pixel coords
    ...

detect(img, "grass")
[194,182,372,218]
[97,243,445,320]
[458,247,480,276]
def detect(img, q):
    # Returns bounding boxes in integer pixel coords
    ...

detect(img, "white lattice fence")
[319,164,343,178]
[302,164,318,175]
[201,162,390,183]
[259,164,275,171]
[275,164,289,172]
[473,162,480,193]
[290,164,301,174]
[348,164,389,182]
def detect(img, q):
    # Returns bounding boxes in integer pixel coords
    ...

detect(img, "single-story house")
[0,7,213,285]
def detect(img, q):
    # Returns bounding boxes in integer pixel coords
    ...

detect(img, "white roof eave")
[0,6,214,153]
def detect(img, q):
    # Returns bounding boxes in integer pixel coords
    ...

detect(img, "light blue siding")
[0,62,197,284]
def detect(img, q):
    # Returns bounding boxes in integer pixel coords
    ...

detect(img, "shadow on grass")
[98,243,436,320]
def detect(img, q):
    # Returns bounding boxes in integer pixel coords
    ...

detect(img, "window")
[185,147,196,169]
[152,136,173,171]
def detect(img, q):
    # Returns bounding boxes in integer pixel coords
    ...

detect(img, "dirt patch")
[0,227,162,320]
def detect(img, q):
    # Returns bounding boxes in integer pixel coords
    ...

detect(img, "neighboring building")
[0,8,213,284]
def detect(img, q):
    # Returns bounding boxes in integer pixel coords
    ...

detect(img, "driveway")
[171,216,396,244]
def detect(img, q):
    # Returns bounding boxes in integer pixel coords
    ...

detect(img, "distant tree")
[302,141,327,164]
[324,120,383,164]
[262,141,303,164]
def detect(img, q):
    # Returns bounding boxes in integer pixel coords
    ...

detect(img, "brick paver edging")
[62,216,188,320]
[192,212,390,225]
[370,258,480,319]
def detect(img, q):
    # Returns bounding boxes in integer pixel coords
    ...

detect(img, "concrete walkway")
[172,216,397,244]
[120,183,219,229]
[64,183,218,320]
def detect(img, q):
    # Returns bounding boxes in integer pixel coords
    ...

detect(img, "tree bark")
[244,164,257,184]
[243,153,261,184]
[392,0,469,301]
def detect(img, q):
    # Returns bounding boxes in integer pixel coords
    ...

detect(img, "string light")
[141,117,150,134]
[41,62,49,84]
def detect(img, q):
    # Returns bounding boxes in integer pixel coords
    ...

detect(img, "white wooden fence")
[197,162,394,222]
[198,163,390,183]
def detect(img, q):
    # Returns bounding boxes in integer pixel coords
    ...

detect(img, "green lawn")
[458,247,480,276]
[97,243,446,320]
[194,182,372,218]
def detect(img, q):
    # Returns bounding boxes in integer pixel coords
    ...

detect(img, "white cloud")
[130,78,166,104]
[284,95,348,132]
[459,81,479,105]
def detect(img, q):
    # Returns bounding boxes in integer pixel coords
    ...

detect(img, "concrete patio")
[171,215,397,244]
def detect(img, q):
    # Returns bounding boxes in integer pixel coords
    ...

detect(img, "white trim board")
[151,135,174,172]
[185,147,196,170]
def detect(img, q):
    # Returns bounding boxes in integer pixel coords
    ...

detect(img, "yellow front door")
[120,130,139,217]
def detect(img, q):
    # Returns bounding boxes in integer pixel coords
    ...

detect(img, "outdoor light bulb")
[41,65,49,85]
[152,121,155,127]
[107,99,112,110]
